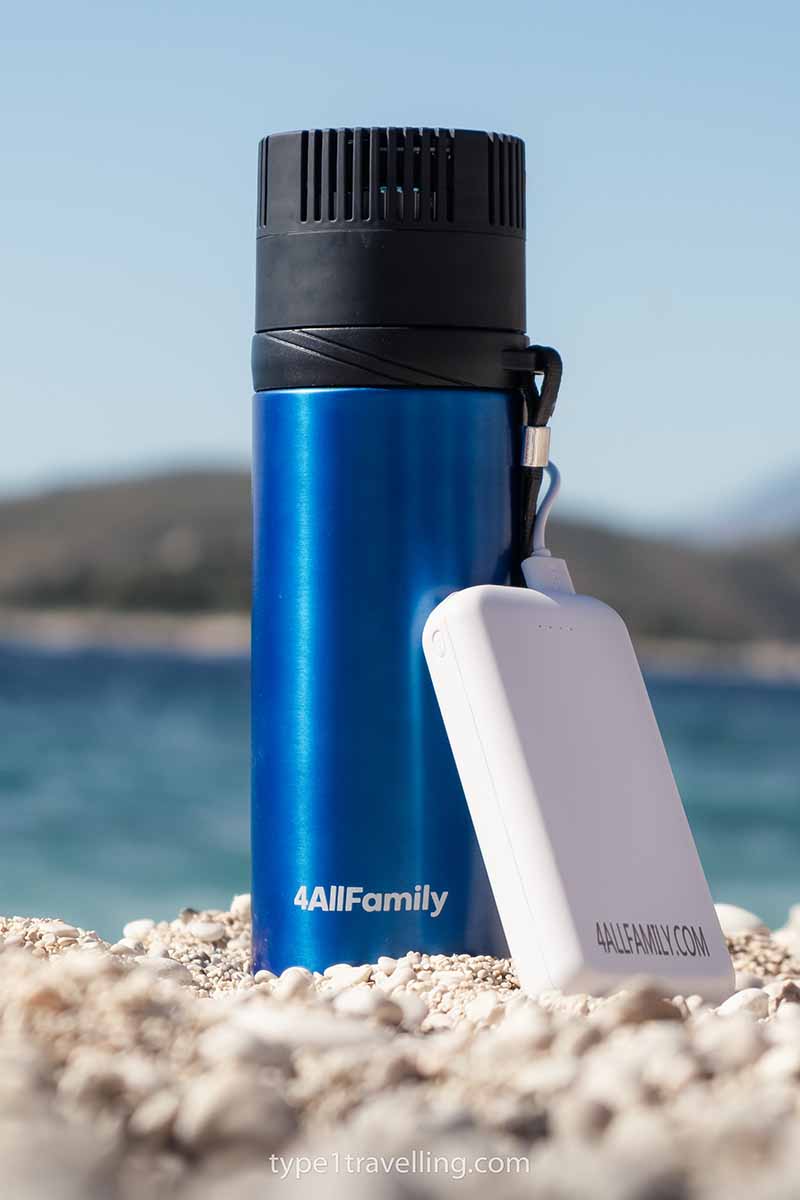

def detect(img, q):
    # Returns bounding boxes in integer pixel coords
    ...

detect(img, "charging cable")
[531,461,561,556]
[521,460,575,594]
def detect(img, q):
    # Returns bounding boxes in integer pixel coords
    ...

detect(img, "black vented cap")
[255,128,526,335]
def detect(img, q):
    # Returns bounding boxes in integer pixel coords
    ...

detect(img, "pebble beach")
[4,900,800,1199]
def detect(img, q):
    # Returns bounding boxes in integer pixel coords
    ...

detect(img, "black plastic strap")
[502,345,563,426]
[504,345,563,567]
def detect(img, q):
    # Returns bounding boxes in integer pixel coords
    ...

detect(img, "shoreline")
[2,606,800,680]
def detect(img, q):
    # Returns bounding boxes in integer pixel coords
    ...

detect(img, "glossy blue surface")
[251,387,518,972]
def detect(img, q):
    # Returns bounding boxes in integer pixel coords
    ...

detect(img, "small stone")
[770,928,800,961]
[392,989,428,1030]
[322,963,373,993]
[755,1044,800,1081]
[230,893,251,921]
[187,921,226,944]
[380,965,415,993]
[693,1013,765,1070]
[465,990,504,1026]
[371,997,405,1026]
[129,1090,180,1140]
[253,969,276,984]
[592,983,680,1029]
[235,1004,384,1049]
[175,1072,296,1151]
[714,903,769,936]
[276,966,313,999]
[769,980,800,1013]
[43,922,79,939]
[134,957,194,986]
[334,988,382,1019]
[642,1049,700,1093]
[123,919,155,942]
[197,1023,292,1069]
[716,988,769,1019]
[495,1003,553,1051]
[377,956,397,976]
[109,940,139,957]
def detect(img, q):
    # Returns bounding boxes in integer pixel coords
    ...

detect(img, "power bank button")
[431,630,447,659]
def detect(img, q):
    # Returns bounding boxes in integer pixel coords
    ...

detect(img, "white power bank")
[423,576,733,1001]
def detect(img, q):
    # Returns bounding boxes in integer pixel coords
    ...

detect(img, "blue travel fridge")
[250,128,559,973]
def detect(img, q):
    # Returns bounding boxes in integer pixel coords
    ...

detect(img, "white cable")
[522,461,573,592]
[531,461,561,557]
[521,460,574,594]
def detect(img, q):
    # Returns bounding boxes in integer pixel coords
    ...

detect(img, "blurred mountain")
[2,468,800,642]
[694,465,800,544]
[0,470,251,612]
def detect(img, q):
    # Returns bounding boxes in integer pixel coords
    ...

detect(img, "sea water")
[0,643,798,939]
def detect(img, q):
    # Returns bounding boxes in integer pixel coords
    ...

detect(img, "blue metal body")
[251,387,517,973]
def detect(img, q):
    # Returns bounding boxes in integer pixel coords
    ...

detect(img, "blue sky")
[1,0,798,527]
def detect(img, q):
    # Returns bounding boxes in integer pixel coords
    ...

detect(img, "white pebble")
[198,1022,292,1069]
[377,956,397,976]
[175,1072,296,1151]
[334,988,382,1018]
[43,923,79,939]
[276,966,313,999]
[465,990,504,1026]
[323,963,373,993]
[123,919,155,942]
[714,903,768,936]
[772,928,800,956]
[693,1013,764,1070]
[392,990,428,1030]
[253,969,276,984]
[109,940,139,957]
[716,988,769,1019]
[129,1090,179,1139]
[380,965,414,993]
[234,1004,386,1049]
[134,957,194,986]
[187,921,226,943]
[756,1045,800,1081]
[323,961,353,978]
[230,894,251,922]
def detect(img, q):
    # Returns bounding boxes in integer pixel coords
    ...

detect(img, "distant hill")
[2,468,800,643]
[0,470,251,612]
[695,465,800,544]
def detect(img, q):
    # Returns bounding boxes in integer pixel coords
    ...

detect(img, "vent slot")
[487,133,523,229]
[344,129,354,220]
[326,129,337,220]
[312,131,323,221]
[300,131,309,222]
[257,138,269,227]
